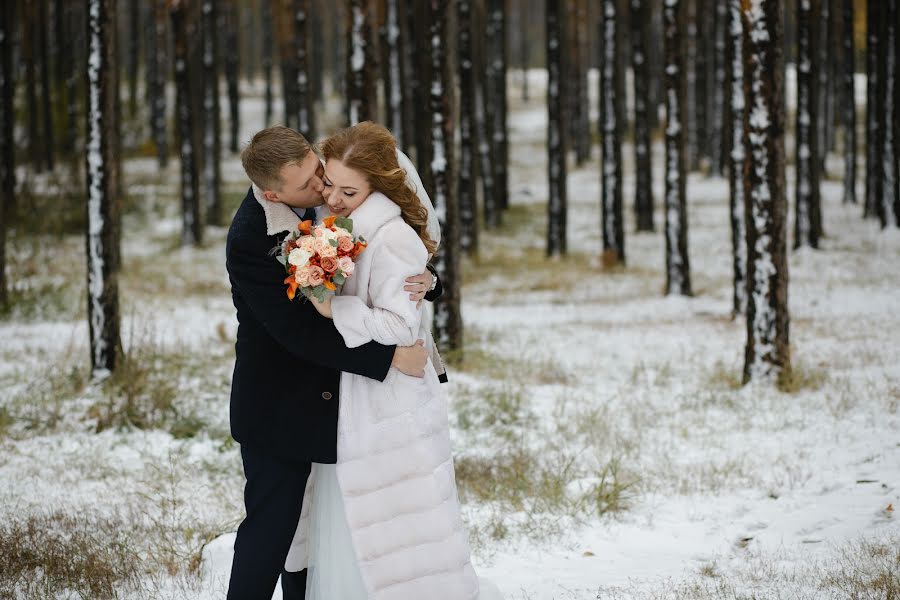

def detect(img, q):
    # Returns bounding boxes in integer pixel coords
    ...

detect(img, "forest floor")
[1,75,899,599]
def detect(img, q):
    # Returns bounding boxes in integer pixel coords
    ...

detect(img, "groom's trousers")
[227,445,312,600]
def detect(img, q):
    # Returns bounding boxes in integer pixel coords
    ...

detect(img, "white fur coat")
[284,192,479,600]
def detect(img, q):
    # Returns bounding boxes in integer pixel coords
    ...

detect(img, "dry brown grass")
[0,512,141,599]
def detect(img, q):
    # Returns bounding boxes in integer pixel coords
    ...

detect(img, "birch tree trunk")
[171,0,202,246]
[571,0,591,166]
[150,0,168,168]
[601,0,625,264]
[710,0,727,176]
[728,0,746,316]
[880,0,898,228]
[294,0,314,140]
[546,0,567,257]
[664,0,691,295]
[428,0,462,353]
[818,0,835,165]
[458,0,478,256]
[840,0,856,205]
[384,0,405,144]
[85,0,122,377]
[24,0,41,171]
[684,0,699,170]
[864,0,882,219]
[741,0,790,386]
[262,0,274,127]
[202,0,222,226]
[127,0,140,118]
[487,0,509,212]
[64,1,82,160]
[474,0,497,229]
[0,0,13,308]
[631,0,654,232]
[38,0,54,171]
[347,0,374,125]
[224,0,240,154]
[796,0,822,249]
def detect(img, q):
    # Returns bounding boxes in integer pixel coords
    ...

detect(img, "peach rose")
[337,236,354,253]
[308,266,325,287]
[314,238,338,258]
[337,256,355,276]
[320,256,338,273]
[298,235,316,253]
[295,266,311,287]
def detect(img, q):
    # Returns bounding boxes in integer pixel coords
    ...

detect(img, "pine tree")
[741,0,790,385]
[223,0,240,154]
[474,0,497,229]
[727,0,746,316]
[684,0,699,170]
[865,0,882,219]
[0,0,13,308]
[840,0,856,205]
[487,0,508,212]
[347,0,374,125]
[427,0,462,353]
[294,0,314,140]
[458,0,478,256]
[202,0,222,226]
[631,0,654,232]
[601,0,625,264]
[171,0,202,246]
[710,0,727,176]
[880,0,898,228]
[85,0,123,377]
[664,0,691,295]
[150,0,168,168]
[796,0,822,249]
[546,0,567,257]
[127,0,140,118]
[262,0,274,127]
[384,0,405,145]
[37,0,54,171]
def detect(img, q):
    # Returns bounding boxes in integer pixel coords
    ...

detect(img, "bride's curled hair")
[318,122,438,256]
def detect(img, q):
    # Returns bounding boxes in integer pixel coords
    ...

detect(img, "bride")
[283,121,502,600]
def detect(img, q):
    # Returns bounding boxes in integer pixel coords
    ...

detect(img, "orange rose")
[320,256,338,273]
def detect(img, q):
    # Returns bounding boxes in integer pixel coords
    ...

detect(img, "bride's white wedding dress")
[289,189,502,600]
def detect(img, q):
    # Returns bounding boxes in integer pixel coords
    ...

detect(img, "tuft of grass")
[0,512,141,599]
[446,346,572,386]
[4,363,89,435]
[704,360,743,390]
[453,384,532,441]
[777,362,829,394]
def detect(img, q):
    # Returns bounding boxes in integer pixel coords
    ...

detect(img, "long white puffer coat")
[285,192,479,600]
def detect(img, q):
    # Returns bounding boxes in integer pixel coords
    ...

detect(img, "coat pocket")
[372,367,429,421]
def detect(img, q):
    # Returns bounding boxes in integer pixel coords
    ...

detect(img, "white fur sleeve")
[331,223,428,348]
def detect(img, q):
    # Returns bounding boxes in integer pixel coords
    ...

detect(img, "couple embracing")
[225,122,502,600]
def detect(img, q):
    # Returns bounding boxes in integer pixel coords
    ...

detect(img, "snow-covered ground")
[1,74,898,599]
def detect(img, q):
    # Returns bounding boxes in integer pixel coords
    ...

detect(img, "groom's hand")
[404,269,434,306]
[391,340,428,377]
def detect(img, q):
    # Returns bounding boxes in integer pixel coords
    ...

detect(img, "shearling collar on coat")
[252,183,303,236]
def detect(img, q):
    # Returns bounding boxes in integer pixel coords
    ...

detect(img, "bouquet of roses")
[274,215,367,302]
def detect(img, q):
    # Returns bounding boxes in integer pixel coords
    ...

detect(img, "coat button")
[321,391,333,400]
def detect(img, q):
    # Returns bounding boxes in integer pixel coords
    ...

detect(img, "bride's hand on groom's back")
[391,340,428,378]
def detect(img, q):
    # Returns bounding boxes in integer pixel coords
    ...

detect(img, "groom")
[225,126,439,599]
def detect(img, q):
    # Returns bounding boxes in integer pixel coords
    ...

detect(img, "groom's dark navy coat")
[226,188,396,463]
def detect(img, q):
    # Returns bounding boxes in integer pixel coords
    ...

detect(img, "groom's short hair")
[241,126,312,191]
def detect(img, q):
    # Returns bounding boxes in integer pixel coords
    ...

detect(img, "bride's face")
[323,159,372,217]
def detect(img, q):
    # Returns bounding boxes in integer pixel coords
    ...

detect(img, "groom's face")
[263,152,325,209]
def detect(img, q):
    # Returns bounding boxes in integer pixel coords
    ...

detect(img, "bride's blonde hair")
[318,122,438,255]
